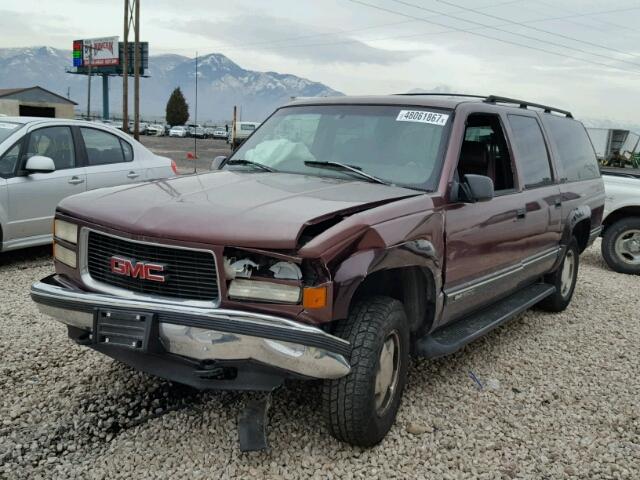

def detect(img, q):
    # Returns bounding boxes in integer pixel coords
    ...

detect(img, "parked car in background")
[0,117,177,252]
[212,128,228,139]
[169,126,188,138]
[146,124,165,136]
[228,121,260,149]
[600,167,640,274]
[31,94,604,450]
[187,124,206,139]
[204,127,215,139]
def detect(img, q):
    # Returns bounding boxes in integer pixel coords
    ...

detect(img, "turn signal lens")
[303,286,327,309]
[228,279,301,304]
[54,219,78,244]
[54,243,77,268]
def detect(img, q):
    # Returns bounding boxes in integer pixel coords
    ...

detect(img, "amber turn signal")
[303,286,327,309]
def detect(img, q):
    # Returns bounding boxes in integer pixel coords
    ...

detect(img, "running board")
[415,283,555,359]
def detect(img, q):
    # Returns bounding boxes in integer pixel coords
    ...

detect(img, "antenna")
[194,51,198,174]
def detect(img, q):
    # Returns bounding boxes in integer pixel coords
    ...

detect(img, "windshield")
[0,121,22,143]
[227,104,451,189]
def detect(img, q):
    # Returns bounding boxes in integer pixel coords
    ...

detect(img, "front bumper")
[31,275,351,385]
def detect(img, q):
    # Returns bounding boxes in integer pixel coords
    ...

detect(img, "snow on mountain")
[0,47,342,122]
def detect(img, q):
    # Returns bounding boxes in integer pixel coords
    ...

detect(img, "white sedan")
[0,117,177,252]
[169,126,188,137]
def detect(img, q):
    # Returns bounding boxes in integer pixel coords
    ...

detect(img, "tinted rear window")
[541,115,599,182]
[508,115,553,188]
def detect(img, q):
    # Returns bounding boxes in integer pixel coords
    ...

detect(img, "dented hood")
[58,171,420,249]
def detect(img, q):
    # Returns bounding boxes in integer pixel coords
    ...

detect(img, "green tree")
[165,87,189,126]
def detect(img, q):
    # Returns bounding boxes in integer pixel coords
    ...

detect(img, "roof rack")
[394,92,573,118]
[484,95,573,118]
[395,93,486,100]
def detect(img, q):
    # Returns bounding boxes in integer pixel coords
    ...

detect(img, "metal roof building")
[0,86,77,119]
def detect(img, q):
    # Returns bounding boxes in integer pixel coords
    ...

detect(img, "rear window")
[81,128,130,165]
[541,115,599,182]
[508,115,553,188]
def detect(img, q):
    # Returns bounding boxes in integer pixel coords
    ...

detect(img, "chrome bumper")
[31,275,350,380]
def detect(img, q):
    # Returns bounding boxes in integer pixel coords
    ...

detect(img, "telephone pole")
[123,0,141,138]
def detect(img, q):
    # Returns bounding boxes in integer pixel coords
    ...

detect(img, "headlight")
[228,279,301,304]
[54,243,77,268]
[54,219,78,244]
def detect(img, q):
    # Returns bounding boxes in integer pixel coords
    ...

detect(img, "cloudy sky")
[1,0,640,124]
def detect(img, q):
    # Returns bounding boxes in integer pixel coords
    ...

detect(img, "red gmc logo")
[110,256,166,282]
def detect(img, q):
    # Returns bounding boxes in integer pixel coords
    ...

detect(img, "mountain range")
[0,46,342,122]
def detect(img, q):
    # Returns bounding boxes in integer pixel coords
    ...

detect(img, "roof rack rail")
[395,93,487,99]
[484,95,573,118]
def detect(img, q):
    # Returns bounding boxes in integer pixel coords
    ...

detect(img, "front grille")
[86,231,219,302]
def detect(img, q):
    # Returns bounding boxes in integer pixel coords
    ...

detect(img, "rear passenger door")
[79,127,140,191]
[505,113,562,277]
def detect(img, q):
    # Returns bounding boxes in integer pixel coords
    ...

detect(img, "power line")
[532,0,640,35]
[434,0,640,60]
[345,0,640,75]
[388,0,640,68]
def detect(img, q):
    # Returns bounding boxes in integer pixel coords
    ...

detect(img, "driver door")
[442,112,526,324]
[5,125,86,243]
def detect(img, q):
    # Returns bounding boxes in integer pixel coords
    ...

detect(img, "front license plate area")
[93,309,159,352]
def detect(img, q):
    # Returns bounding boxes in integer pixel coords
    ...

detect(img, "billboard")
[73,37,120,67]
[71,40,148,76]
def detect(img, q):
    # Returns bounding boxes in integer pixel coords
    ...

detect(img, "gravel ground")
[1,242,638,479]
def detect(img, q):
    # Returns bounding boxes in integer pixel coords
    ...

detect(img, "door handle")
[516,208,526,219]
[68,176,84,185]
[127,171,140,179]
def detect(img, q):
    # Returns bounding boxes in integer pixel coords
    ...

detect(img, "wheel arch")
[562,205,593,253]
[602,206,640,233]
[332,241,443,337]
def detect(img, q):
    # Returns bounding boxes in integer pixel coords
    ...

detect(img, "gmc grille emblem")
[110,256,166,282]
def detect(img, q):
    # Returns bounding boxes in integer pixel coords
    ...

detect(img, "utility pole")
[194,51,198,173]
[86,47,93,119]
[133,0,140,140]
[122,0,129,133]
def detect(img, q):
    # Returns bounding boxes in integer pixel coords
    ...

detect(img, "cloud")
[177,14,422,65]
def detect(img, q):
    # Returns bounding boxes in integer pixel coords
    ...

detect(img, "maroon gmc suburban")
[32,94,605,449]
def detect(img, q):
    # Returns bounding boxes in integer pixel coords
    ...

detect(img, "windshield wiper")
[304,161,391,186]
[226,159,275,172]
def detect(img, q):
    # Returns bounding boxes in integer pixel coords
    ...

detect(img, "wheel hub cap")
[374,331,400,415]
[560,250,575,298]
[615,230,640,265]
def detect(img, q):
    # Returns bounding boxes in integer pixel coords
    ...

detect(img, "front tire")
[601,217,640,275]
[539,238,579,312]
[322,296,409,447]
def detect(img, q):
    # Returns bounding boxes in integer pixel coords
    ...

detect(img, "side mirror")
[452,174,494,203]
[211,155,227,170]
[25,155,56,174]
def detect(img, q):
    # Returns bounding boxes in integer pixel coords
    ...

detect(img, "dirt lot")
[1,241,638,479]
[138,136,231,173]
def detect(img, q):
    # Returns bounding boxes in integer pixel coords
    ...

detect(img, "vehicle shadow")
[0,245,52,268]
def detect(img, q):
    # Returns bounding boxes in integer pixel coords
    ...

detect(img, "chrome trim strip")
[31,278,351,380]
[79,227,222,309]
[446,247,560,301]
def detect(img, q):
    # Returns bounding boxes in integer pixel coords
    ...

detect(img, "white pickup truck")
[601,168,640,274]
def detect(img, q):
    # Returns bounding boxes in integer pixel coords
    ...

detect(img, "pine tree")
[165,87,189,126]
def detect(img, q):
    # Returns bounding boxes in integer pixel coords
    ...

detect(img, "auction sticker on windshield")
[396,110,449,126]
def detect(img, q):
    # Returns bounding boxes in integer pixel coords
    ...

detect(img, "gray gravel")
[1,242,638,479]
